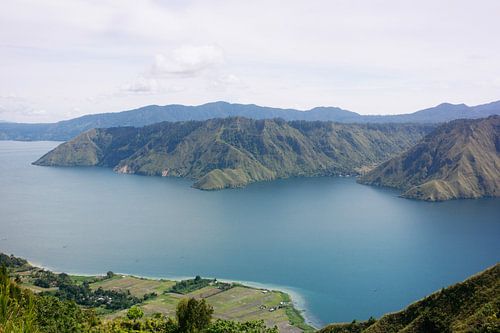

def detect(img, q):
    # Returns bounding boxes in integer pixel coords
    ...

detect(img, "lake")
[0,140,499,327]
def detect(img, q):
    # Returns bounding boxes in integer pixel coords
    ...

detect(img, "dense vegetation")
[50,282,142,310]
[320,264,500,333]
[29,269,142,310]
[169,276,217,294]
[32,269,87,288]
[1,252,499,332]
[0,265,99,332]
[359,116,500,201]
[1,100,499,141]
[0,254,28,269]
[34,117,434,190]
[0,265,278,333]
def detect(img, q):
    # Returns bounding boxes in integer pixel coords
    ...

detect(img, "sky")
[1,0,499,123]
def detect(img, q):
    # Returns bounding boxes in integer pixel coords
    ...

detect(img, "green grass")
[277,291,314,332]
[92,277,310,332]
[8,255,312,331]
[94,307,117,316]
[90,275,174,297]
[19,282,57,293]
[285,306,314,332]
[70,274,100,285]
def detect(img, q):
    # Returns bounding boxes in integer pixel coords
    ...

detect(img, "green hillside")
[33,118,433,190]
[319,264,499,333]
[359,116,500,201]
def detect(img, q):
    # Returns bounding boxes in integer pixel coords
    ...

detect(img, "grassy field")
[88,275,314,333]
[90,275,175,297]
[16,268,313,333]
[19,282,58,293]
[70,274,101,285]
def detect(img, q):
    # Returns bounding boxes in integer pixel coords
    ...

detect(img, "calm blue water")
[0,141,499,327]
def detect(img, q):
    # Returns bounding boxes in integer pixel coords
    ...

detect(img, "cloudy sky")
[1,0,499,122]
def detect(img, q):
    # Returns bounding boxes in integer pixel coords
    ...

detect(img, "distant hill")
[359,116,500,201]
[319,263,499,333]
[2,100,499,141]
[33,118,433,190]
[366,100,500,123]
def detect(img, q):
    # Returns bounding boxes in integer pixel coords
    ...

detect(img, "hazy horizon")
[2,0,500,122]
[1,99,499,124]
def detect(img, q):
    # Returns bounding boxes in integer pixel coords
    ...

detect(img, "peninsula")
[33,117,433,190]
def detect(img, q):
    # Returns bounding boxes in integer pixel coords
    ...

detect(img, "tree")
[176,298,214,333]
[127,305,144,321]
[106,271,115,279]
[0,265,98,332]
[207,319,279,333]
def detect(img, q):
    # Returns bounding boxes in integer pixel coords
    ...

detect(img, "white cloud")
[0,95,47,121]
[1,0,499,121]
[120,45,227,95]
[218,74,240,85]
[151,45,224,77]
[209,74,246,91]
[120,76,185,95]
[121,77,161,94]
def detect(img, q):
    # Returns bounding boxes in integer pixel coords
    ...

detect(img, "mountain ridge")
[359,116,500,201]
[2,100,499,141]
[33,117,434,190]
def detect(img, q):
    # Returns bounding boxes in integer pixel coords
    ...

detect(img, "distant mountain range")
[2,100,500,141]
[33,118,433,190]
[359,116,500,201]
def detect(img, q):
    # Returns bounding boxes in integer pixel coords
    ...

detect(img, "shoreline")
[26,260,320,329]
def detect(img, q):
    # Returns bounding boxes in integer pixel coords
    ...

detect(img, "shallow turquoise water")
[1,141,499,327]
